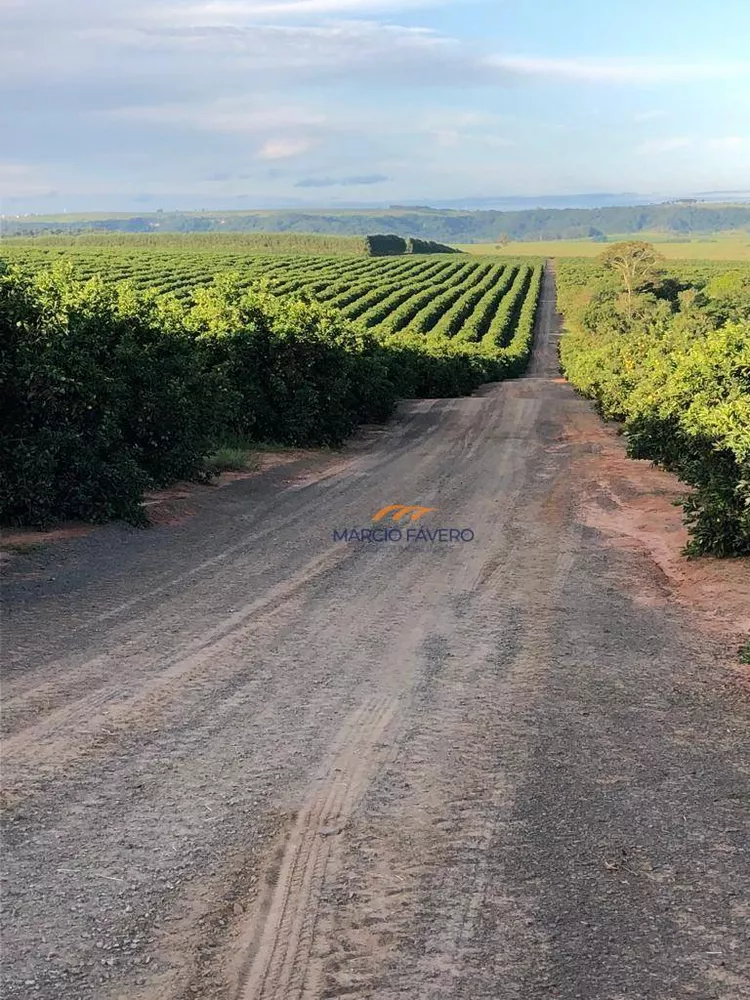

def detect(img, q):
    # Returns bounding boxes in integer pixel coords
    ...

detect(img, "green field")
[0,231,458,258]
[1,243,544,525]
[0,241,539,320]
[0,232,367,256]
[3,233,749,537]
[459,232,750,261]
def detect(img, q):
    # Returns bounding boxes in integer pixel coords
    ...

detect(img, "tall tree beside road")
[599,241,665,314]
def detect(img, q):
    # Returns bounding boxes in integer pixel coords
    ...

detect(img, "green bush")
[186,276,396,445]
[406,238,460,255]
[380,331,493,398]
[364,234,458,256]
[0,264,216,526]
[365,234,408,256]
[1,257,543,527]
[558,257,750,556]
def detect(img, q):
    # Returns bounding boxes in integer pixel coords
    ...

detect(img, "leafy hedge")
[558,258,750,556]
[0,266,216,525]
[1,260,542,527]
[365,235,408,256]
[406,238,460,255]
[495,265,543,376]
[0,265,394,526]
[365,234,459,256]
[185,274,396,445]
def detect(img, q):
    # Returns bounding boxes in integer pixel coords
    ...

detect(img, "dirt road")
[2,264,748,1000]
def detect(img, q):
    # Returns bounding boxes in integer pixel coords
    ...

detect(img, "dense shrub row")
[365,235,409,256]
[481,267,534,349]
[1,258,542,527]
[1,232,369,256]
[429,264,506,341]
[406,238,460,255]
[381,264,542,394]
[453,266,518,344]
[558,257,750,556]
[406,263,496,336]
[327,259,428,313]
[365,234,459,256]
[497,266,543,375]
[0,266,396,525]
[0,241,461,301]
[1,267,213,525]
[353,261,460,326]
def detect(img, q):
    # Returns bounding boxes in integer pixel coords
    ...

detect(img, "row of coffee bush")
[1,262,539,526]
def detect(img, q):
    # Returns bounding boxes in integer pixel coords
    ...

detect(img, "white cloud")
[487,55,750,84]
[481,135,516,149]
[164,0,444,21]
[636,137,692,154]
[432,130,461,148]
[635,135,750,156]
[706,136,749,151]
[428,128,514,150]
[4,16,481,95]
[2,1,750,205]
[106,95,326,160]
[0,162,57,198]
[258,137,313,158]
[419,109,505,130]
[633,110,667,123]
[415,109,516,152]
[0,163,29,178]
[107,98,326,134]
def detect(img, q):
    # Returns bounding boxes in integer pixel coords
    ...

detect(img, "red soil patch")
[1,525,93,549]
[561,408,750,647]
[218,450,309,484]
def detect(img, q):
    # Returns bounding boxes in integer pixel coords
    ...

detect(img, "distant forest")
[4,202,750,243]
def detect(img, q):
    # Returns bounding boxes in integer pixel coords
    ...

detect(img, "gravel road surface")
[2,264,748,1000]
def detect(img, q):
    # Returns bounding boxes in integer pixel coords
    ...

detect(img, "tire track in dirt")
[304,457,585,999]
[232,696,400,1000]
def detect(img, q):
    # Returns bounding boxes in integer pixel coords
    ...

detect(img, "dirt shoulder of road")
[559,404,750,659]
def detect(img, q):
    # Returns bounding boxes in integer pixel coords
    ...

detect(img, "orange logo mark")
[373,505,437,524]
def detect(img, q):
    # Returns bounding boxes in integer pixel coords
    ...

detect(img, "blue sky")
[1,0,749,211]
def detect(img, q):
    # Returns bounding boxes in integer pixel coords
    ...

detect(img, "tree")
[598,241,664,313]
[704,270,750,322]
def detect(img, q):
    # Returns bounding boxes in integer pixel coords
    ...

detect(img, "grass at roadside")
[0,540,44,554]
[203,437,311,476]
[204,447,259,475]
